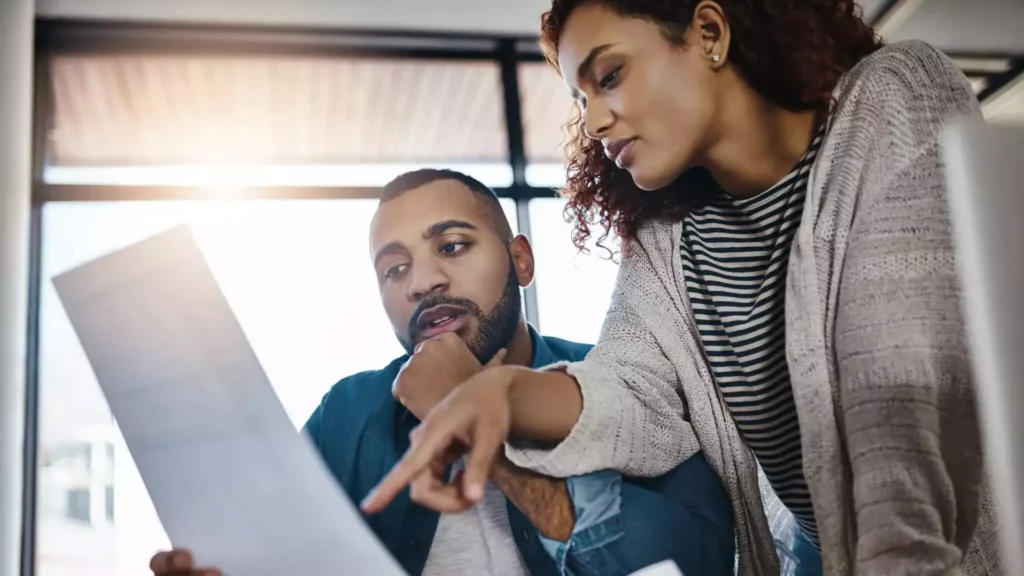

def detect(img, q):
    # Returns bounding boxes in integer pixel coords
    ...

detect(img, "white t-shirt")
[421,460,530,576]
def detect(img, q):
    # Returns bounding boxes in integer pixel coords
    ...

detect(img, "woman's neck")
[700,83,819,199]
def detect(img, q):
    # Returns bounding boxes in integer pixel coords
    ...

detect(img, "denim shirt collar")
[527,324,557,369]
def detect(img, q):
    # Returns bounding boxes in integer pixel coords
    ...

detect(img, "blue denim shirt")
[303,327,735,575]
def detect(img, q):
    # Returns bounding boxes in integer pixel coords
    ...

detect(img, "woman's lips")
[604,137,638,168]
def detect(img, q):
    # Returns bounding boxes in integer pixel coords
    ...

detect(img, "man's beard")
[398,256,522,364]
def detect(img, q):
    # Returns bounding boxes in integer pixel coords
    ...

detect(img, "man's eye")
[440,241,469,255]
[384,264,408,280]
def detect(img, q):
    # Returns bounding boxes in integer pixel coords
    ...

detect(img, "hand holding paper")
[53,225,405,576]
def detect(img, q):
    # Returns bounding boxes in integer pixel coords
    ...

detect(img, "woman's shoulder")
[834,40,977,117]
[823,40,980,176]
[603,219,679,295]
[630,218,679,261]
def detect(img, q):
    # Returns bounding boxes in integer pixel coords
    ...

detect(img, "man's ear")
[507,234,535,288]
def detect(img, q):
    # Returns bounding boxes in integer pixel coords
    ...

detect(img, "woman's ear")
[693,0,731,69]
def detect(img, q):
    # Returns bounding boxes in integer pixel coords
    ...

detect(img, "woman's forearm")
[504,366,583,442]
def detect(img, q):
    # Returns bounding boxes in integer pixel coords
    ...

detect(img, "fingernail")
[467,483,484,501]
[360,490,376,510]
[172,552,189,568]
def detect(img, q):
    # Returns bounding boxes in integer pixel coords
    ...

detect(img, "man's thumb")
[484,349,507,368]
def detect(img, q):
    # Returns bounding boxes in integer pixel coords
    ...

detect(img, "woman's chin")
[627,157,698,191]
[629,169,677,192]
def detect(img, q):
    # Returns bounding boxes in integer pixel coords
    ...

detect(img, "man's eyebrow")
[423,220,477,239]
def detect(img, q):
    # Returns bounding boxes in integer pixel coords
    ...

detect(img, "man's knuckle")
[419,419,436,436]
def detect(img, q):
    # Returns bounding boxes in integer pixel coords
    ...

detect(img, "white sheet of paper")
[52,225,406,576]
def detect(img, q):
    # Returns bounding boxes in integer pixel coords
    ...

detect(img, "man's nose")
[407,262,449,301]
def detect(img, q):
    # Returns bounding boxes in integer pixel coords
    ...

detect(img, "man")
[149,169,735,576]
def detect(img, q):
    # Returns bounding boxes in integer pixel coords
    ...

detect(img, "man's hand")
[393,332,505,420]
[150,549,222,576]
[364,365,517,514]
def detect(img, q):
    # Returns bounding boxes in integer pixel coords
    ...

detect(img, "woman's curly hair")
[540,0,882,254]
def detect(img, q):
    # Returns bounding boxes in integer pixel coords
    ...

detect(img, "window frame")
[24,20,560,576]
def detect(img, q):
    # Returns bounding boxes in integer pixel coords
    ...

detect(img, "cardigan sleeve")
[834,41,985,575]
[506,234,701,478]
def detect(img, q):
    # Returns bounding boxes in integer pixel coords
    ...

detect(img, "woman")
[363,1,999,574]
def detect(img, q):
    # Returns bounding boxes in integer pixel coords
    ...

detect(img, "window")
[104,486,114,525]
[31,23,581,576]
[105,443,114,482]
[46,54,514,188]
[41,442,91,474]
[528,198,620,344]
[65,490,91,524]
[35,199,518,576]
[518,62,576,189]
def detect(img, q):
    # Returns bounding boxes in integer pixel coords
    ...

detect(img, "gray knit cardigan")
[508,41,1002,575]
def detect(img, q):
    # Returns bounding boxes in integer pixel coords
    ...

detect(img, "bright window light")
[525,163,568,189]
[529,197,620,344]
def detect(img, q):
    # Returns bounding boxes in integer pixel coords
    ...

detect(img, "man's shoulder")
[538,334,593,363]
[318,355,408,412]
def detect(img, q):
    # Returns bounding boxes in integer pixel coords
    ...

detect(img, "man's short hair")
[380,169,514,241]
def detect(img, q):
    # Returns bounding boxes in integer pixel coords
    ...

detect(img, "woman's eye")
[598,67,621,90]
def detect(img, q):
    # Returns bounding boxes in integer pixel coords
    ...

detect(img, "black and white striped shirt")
[680,130,824,546]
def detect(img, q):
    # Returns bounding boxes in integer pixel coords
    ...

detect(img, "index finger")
[461,419,505,503]
[360,421,458,514]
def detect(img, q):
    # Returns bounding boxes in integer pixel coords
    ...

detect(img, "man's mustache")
[407,295,482,340]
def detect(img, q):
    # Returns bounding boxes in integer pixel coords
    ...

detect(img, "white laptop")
[944,118,1024,573]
